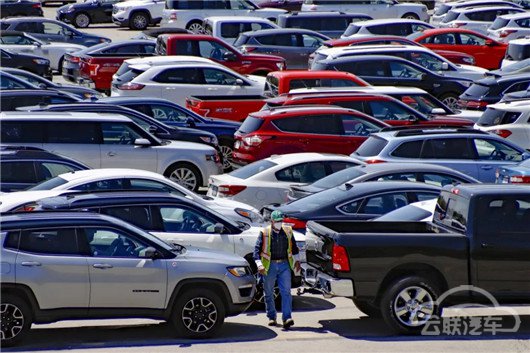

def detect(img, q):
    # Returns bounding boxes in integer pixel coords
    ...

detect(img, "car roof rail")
[263,104,346,112]
[385,127,489,137]
[0,145,46,152]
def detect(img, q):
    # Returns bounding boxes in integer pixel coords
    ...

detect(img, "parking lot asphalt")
[7,5,525,353]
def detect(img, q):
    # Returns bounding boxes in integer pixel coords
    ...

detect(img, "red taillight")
[460,100,488,109]
[450,22,465,28]
[218,185,247,196]
[118,82,145,90]
[509,175,530,183]
[282,217,307,230]
[169,13,177,20]
[69,56,80,63]
[332,244,350,272]
[365,159,386,164]
[241,46,258,53]
[243,135,271,147]
[493,129,512,138]
[500,30,516,38]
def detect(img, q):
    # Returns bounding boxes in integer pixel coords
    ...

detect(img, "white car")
[310,44,488,81]
[203,16,278,45]
[112,55,220,90]
[26,168,264,225]
[111,62,265,106]
[1,112,222,191]
[301,0,429,22]
[439,5,525,34]
[112,0,166,30]
[474,100,530,150]
[487,12,530,42]
[0,31,85,71]
[501,38,530,68]
[207,153,363,209]
[431,0,522,25]
[341,19,434,38]
[161,0,286,33]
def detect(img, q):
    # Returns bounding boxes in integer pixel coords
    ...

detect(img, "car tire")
[1,294,32,347]
[380,276,441,334]
[171,289,225,339]
[219,139,234,172]
[439,93,459,109]
[130,11,150,30]
[164,162,202,192]
[353,299,382,318]
[186,21,204,34]
[73,13,91,28]
[402,13,420,20]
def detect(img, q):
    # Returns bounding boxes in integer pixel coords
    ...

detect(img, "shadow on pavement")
[244,295,335,316]
[319,315,530,341]
[4,322,277,352]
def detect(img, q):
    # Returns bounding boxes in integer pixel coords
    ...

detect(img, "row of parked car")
[2,0,530,347]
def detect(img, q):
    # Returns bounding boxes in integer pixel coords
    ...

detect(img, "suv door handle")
[107,151,116,157]
[93,263,113,269]
[481,165,493,170]
[21,261,42,267]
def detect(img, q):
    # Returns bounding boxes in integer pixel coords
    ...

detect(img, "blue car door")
[470,137,527,182]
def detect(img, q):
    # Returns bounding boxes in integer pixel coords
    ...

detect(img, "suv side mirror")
[430,108,446,115]
[141,247,158,259]
[223,51,237,62]
[185,117,196,127]
[235,78,244,86]
[441,62,449,70]
[134,138,151,146]
[213,223,225,234]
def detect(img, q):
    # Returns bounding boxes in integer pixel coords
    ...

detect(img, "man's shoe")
[283,318,294,329]
[268,319,277,326]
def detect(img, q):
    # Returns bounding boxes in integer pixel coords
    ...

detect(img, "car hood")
[171,244,250,266]
[201,117,241,128]
[454,63,488,73]
[241,226,305,243]
[428,116,475,125]
[160,140,216,152]
[114,0,157,8]
[47,42,87,50]
[246,74,267,86]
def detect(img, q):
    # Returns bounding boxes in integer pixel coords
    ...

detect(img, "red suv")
[155,34,286,75]
[232,106,389,166]
[263,92,474,127]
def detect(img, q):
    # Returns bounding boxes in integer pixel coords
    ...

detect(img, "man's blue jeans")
[263,260,292,322]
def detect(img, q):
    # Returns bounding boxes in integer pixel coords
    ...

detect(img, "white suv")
[431,0,522,25]
[301,0,429,22]
[474,100,530,150]
[488,13,530,42]
[112,0,166,30]
[0,112,222,191]
[161,0,286,33]
[439,5,526,34]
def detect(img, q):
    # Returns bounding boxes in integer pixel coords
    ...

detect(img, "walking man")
[254,210,301,329]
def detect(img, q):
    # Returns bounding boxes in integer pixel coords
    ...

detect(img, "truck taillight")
[118,82,145,90]
[282,217,307,230]
[493,129,512,138]
[332,244,350,272]
[499,30,516,38]
[509,175,530,183]
[218,185,247,196]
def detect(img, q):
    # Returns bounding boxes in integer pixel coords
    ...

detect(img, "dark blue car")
[57,0,121,28]
[98,97,241,171]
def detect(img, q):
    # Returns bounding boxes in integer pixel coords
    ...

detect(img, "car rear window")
[490,17,510,30]
[233,34,250,47]
[311,167,366,189]
[434,4,450,16]
[342,24,361,37]
[353,136,388,157]
[238,116,264,134]
[229,159,277,179]
[29,176,68,190]
[476,108,522,127]
[441,11,459,23]
[506,43,530,61]
[464,83,490,98]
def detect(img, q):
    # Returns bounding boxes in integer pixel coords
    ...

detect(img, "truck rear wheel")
[1,294,32,347]
[170,289,225,338]
[380,276,441,334]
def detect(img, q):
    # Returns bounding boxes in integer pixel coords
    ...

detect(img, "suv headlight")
[227,266,250,277]
[200,136,218,145]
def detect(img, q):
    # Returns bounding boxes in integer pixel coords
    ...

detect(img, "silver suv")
[0,212,255,346]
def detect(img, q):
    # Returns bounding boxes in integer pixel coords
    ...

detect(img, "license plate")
[210,185,218,197]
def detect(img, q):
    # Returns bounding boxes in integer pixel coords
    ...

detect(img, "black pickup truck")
[305,184,530,334]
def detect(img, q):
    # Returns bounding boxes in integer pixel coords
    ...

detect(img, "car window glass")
[504,81,530,94]
[48,122,99,144]
[38,162,79,180]
[473,138,523,161]
[82,227,150,257]
[0,75,27,89]
[338,199,361,214]
[389,61,423,78]
[0,161,37,183]
[355,61,386,76]
[43,22,65,35]
[458,33,486,46]
[515,18,530,28]
[19,228,79,255]
[368,101,417,121]
[198,40,230,60]
[256,33,297,46]
[272,115,343,134]
[14,22,42,33]
[375,173,417,182]
[229,159,277,179]
[328,161,357,173]
[229,0,254,10]
[415,192,440,202]
[276,162,328,183]
[357,192,409,215]
[428,33,457,45]
[409,52,443,71]
[422,138,472,159]
[386,23,410,36]
[203,68,239,85]
[129,178,184,194]
[100,206,153,230]
[368,24,387,35]
[102,44,144,54]
[422,173,462,187]
[412,24,430,33]
[149,104,190,122]
[301,34,323,48]
[0,34,35,45]
[339,114,381,136]
[159,206,218,233]
[77,179,125,191]
[475,197,530,235]
[153,68,203,84]
[101,122,143,145]
[391,140,423,158]
[1,121,45,143]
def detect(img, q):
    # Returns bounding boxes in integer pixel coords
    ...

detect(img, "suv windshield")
[434,4,450,16]
[229,159,277,179]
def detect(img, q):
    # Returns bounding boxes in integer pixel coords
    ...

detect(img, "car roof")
[98,97,179,105]
[416,27,488,35]
[0,111,130,122]
[280,11,370,18]
[487,99,530,111]
[507,38,530,45]
[351,18,431,26]
[267,70,359,80]
[444,183,530,198]
[242,28,327,36]
[0,89,76,97]
[450,5,524,13]
[318,44,423,57]
[352,162,479,179]
[0,211,116,225]
[124,55,214,65]
[204,16,275,22]
[372,127,492,141]
[1,17,54,23]
[496,12,530,20]
[286,86,428,95]
[250,104,369,117]
[478,72,530,84]
[0,146,87,165]
[320,54,413,65]
[55,168,166,183]
[266,152,357,164]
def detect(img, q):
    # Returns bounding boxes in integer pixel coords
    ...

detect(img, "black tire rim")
[1,303,24,341]
[181,297,217,333]
[392,285,434,327]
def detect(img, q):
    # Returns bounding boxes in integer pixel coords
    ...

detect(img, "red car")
[232,106,389,166]
[263,93,474,127]
[311,35,477,67]
[155,34,286,75]
[408,28,508,70]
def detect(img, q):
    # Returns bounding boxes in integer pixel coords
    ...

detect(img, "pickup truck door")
[471,196,530,297]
